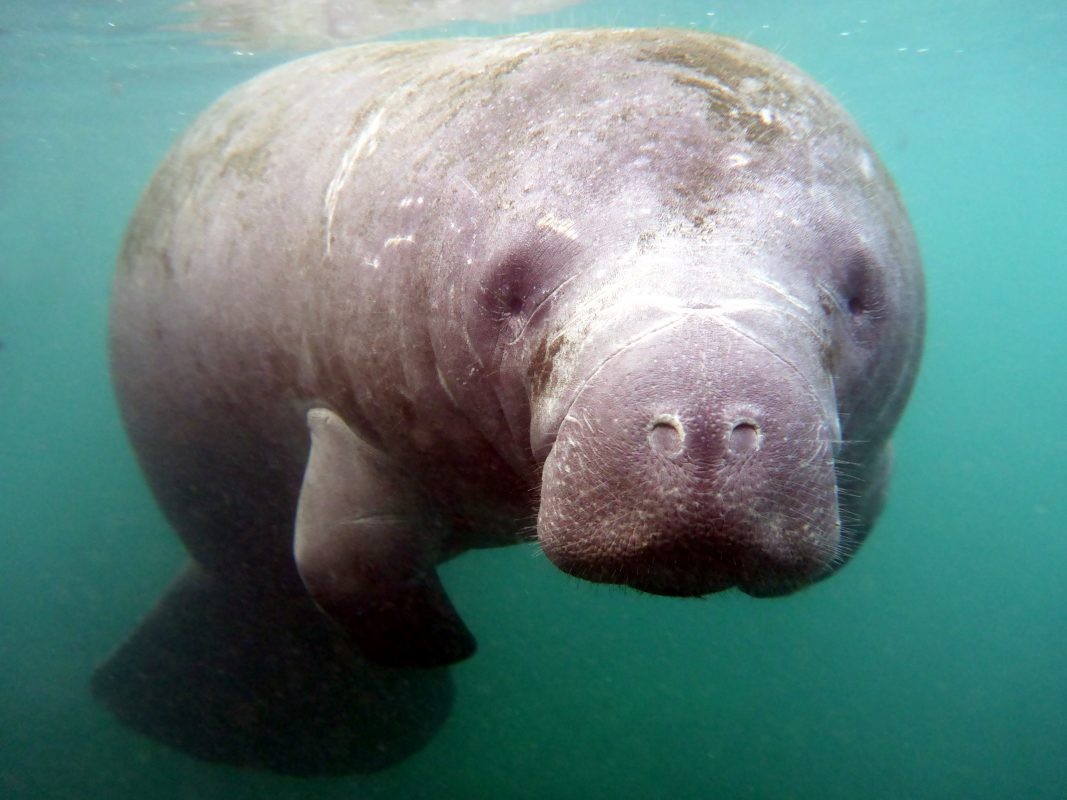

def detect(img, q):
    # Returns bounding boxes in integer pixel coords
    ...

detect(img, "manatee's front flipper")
[92,564,452,776]
[295,408,476,668]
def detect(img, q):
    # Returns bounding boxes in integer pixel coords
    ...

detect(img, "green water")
[2,1,1064,797]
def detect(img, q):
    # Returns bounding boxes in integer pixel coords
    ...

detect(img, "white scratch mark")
[459,178,480,201]
[324,105,386,259]
[435,363,458,405]
[750,275,814,315]
[383,234,415,248]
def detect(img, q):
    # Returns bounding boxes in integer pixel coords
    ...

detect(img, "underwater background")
[2,1,1064,797]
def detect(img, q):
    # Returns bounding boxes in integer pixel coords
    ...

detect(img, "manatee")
[97,29,925,774]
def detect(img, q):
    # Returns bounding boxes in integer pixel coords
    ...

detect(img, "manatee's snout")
[536,318,841,597]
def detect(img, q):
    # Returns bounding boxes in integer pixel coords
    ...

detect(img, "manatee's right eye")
[480,252,533,322]
[847,293,867,317]
[843,251,877,316]
[818,247,888,378]
[477,228,583,348]
[833,249,888,343]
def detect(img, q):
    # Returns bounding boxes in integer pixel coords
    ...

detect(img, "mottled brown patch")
[670,72,787,146]
[486,53,534,81]
[636,35,773,84]
[672,73,736,113]
[637,230,657,251]
[409,46,537,142]
[666,161,728,229]
[118,203,172,282]
[820,335,837,375]
[528,334,564,398]
[220,143,271,181]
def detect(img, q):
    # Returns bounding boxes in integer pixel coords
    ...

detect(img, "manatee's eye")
[473,229,583,360]
[481,252,533,321]
[506,291,525,315]
[839,249,885,328]
[480,229,582,327]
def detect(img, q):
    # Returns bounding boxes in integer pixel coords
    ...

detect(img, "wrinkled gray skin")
[101,29,924,773]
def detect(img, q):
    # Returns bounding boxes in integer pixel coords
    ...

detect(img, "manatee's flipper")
[91,564,453,776]
[295,408,476,668]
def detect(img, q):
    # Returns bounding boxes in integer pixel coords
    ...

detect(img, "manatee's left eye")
[481,252,533,321]
[477,228,583,347]
[819,247,890,380]
[838,249,887,334]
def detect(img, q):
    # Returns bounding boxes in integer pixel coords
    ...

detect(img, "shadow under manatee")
[92,564,453,776]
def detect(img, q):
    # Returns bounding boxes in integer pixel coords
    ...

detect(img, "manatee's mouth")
[624,569,828,599]
[541,513,841,599]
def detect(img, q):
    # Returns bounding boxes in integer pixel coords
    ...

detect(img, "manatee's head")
[526,195,923,599]
[426,29,924,597]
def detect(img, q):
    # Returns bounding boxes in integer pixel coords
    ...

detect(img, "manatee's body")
[98,29,924,774]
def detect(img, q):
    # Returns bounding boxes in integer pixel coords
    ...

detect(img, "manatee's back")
[100,42,468,775]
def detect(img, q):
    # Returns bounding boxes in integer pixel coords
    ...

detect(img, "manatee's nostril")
[648,413,684,457]
[728,419,761,454]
